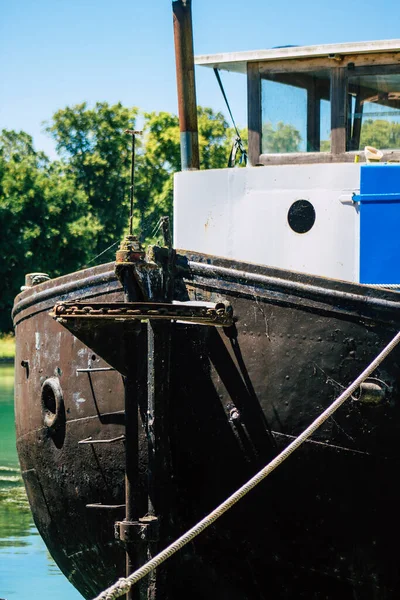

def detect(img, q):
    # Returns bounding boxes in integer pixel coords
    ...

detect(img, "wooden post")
[331,67,346,155]
[307,78,321,152]
[247,62,261,166]
[173,0,200,171]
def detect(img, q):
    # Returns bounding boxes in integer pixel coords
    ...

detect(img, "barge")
[13,2,400,598]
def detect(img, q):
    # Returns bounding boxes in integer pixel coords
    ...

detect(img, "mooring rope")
[363,283,400,289]
[93,330,400,600]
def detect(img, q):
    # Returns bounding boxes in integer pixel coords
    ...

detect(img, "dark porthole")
[287,200,316,234]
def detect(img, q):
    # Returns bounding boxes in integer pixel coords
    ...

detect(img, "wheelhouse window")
[261,70,331,153]
[243,47,400,165]
[347,72,400,151]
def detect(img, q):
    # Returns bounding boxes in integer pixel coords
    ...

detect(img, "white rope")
[93,330,400,600]
[362,283,400,289]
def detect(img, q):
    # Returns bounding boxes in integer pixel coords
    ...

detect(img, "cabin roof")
[195,39,400,73]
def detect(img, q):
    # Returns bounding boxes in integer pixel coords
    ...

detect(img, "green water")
[0,364,83,599]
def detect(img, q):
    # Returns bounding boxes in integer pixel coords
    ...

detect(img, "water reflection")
[0,466,31,549]
[0,364,83,599]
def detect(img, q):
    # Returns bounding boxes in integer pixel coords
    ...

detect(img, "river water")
[0,364,83,599]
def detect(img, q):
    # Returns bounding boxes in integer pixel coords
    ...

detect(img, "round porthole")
[287,200,316,234]
[41,377,64,430]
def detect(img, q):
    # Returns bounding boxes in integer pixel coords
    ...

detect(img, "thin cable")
[213,68,247,166]
[79,240,120,270]
[213,68,241,139]
[93,329,400,600]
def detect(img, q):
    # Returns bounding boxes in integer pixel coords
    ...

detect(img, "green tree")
[45,102,138,249]
[0,130,101,332]
[320,139,331,152]
[262,121,301,153]
[360,119,400,149]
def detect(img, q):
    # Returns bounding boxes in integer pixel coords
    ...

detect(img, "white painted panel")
[174,163,361,282]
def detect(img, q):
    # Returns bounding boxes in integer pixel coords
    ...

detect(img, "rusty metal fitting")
[115,235,145,265]
[354,379,387,405]
[229,408,241,422]
[22,272,50,290]
[115,516,159,544]
[215,300,234,318]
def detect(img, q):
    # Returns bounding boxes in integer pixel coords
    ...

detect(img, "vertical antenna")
[125,129,142,234]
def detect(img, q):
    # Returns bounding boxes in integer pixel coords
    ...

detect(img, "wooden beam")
[347,62,400,77]
[331,67,346,154]
[258,52,400,75]
[307,78,321,152]
[261,71,330,101]
[346,92,353,145]
[258,149,400,165]
[349,88,364,151]
[247,62,262,165]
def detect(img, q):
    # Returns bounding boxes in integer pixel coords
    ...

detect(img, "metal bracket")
[115,516,159,544]
[86,503,126,510]
[78,435,125,445]
[353,192,400,203]
[76,367,115,373]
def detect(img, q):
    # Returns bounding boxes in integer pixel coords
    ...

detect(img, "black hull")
[13,252,400,599]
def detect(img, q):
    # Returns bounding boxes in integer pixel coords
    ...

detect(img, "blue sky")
[1,0,399,159]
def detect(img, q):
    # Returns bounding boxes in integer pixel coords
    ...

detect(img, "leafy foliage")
[0,129,102,331]
[262,121,302,153]
[320,139,331,152]
[261,118,400,153]
[45,102,138,247]
[0,334,15,359]
[360,119,400,150]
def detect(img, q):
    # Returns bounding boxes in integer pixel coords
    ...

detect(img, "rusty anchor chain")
[50,301,234,327]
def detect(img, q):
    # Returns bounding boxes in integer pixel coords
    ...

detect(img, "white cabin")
[174,40,400,284]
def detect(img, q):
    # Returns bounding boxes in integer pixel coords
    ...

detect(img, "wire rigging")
[213,68,247,167]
